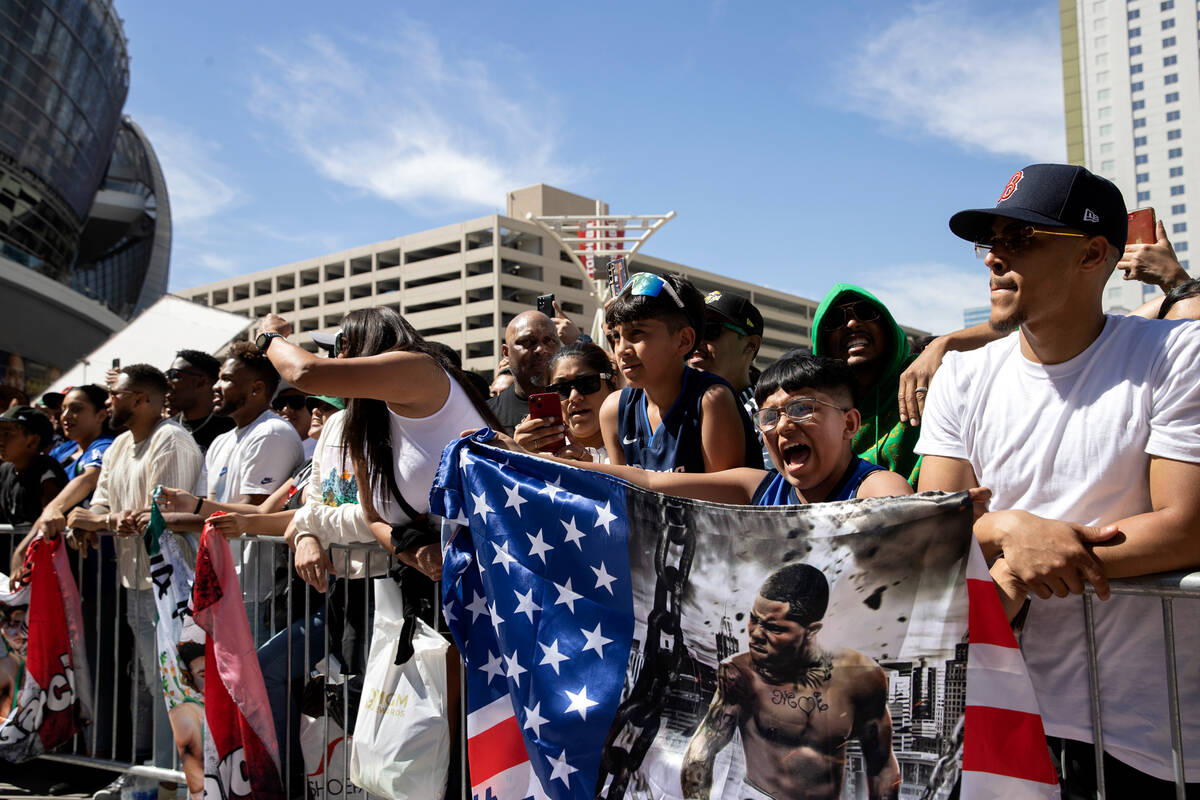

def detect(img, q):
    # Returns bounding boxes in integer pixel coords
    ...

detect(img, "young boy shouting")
[600,272,762,473]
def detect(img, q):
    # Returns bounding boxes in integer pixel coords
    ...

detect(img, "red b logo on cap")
[999,171,1024,202]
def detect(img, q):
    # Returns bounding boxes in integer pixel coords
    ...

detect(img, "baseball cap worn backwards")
[949,163,1128,251]
[703,290,764,337]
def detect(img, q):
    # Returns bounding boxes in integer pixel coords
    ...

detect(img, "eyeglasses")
[973,225,1087,259]
[107,389,141,400]
[701,320,748,341]
[272,395,307,412]
[165,368,205,382]
[755,397,849,431]
[618,272,686,310]
[546,373,612,398]
[829,301,881,326]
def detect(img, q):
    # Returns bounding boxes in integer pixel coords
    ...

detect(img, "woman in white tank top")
[258,307,501,578]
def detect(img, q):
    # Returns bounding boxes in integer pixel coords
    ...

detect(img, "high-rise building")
[185,185,922,375]
[1,0,171,393]
[1061,0,1197,313]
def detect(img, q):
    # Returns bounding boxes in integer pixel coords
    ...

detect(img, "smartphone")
[1127,207,1156,245]
[111,358,120,369]
[607,258,627,297]
[536,293,555,317]
[527,392,566,452]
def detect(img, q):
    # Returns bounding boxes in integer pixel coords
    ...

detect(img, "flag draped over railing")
[192,517,284,800]
[432,430,1059,800]
[0,534,92,762]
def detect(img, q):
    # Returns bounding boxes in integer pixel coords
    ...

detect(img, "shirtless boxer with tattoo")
[681,563,899,800]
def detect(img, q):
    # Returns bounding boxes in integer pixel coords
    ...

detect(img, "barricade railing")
[1083,570,1200,800]
[0,525,469,800]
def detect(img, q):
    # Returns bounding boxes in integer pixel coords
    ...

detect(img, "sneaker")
[92,773,132,800]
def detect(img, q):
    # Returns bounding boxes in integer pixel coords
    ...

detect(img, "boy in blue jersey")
[599,272,762,473]
[515,353,912,504]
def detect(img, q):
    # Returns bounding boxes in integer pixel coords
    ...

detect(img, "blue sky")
[120,0,1066,333]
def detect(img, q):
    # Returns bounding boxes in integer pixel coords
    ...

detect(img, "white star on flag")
[513,587,542,623]
[594,500,618,534]
[458,448,473,469]
[503,482,528,516]
[561,516,586,550]
[442,601,458,625]
[546,748,578,785]
[591,562,617,594]
[504,650,527,687]
[553,578,583,613]
[564,686,599,720]
[581,622,613,658]
[466,591,490,624]
[539,639,570,675]
[449,508,469,528]
[489,601,504,635]
[471,491,493,523]
[526,529,553,563]
[539,477,564,501]
[480,651,504,685]
[491,540,518,574]
[523,701,549,737]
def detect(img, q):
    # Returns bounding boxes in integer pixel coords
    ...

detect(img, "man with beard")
[812,286,921,486]
[487,311,561,432]
[162,343,302,642]
[65,364,201,786]
[681,563,898,800]
[165,349,233,453]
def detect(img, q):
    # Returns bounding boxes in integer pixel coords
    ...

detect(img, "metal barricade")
[0,525,470,799]
[1083,570,1200,800]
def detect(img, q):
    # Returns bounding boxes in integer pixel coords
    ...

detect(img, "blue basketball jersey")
[751,456,884,505]
[616,367,763,473]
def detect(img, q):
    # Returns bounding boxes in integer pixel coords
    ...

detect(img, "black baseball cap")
[0,405,54,449]
[949,164,1128,251]
[703,290,764,337]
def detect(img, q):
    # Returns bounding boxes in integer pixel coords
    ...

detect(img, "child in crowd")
[600,272,762,473]
[0,406,67,526]
[505,353,913,504]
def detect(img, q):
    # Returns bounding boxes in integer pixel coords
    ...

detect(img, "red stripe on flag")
[963,705,1059,785]
[967,577,1019,649]
[468,714,529,784]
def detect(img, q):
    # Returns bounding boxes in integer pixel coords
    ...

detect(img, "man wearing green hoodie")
[812,284,921,487]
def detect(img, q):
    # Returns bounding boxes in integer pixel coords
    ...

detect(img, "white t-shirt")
[205,409,304,600]
[916,314,1200,779]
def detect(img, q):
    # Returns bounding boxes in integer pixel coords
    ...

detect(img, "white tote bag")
[350,577,451,800]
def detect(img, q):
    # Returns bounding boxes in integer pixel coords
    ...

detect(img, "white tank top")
[371,372,486,525]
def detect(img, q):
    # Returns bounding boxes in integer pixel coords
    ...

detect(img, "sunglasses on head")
[701,320,748,342]
[618,273,686,310]
[830,300,881,326]
[272,395,307,411]
[546,373,612,398]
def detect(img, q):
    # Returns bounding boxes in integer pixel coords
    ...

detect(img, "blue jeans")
[257,610,323,783]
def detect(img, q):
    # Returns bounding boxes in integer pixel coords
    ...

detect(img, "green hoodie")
[811,283,922,487]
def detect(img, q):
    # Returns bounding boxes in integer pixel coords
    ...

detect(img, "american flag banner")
[432,431,1058,800]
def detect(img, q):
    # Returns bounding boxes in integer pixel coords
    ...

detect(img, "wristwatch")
[255,331,283,352]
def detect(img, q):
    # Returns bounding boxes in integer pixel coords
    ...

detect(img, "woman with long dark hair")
[257,307,499,577]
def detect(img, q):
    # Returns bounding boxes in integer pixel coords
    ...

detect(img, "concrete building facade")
[183,186,830,374]
[1061,0,1198,312]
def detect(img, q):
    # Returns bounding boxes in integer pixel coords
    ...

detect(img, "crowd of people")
[0,161,1198,798]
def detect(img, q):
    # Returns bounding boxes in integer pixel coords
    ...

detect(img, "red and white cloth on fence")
[192,518,285,799]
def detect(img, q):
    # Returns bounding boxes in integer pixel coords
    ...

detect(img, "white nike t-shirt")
[916,314,1200,780]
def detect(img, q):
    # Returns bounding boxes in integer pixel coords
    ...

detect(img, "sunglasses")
[829,300,881,326]
[973,225,1087,259]
[755,397,848,431]
[165,368,206,381]
[701,320,748,341]
[546,373,612,398]
[618,272,685,309]
[272,395,307,411]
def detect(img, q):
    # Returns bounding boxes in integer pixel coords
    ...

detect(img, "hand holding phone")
[607,258,627,298]
[536,293,556,317]
[527,392,566,452]
[1127,208,1156,245]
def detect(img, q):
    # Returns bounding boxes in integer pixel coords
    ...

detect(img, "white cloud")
[247,24,573,211]
[133,116,243,223]
[855,262,991,335]
[843,1,1066,162]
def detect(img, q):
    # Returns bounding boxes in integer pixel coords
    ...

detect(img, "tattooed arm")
[681,660,745,798]
[854,661,900,800]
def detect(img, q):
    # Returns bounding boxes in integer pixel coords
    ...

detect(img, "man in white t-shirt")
[168,342,302,642]
[916,164,1200,796]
